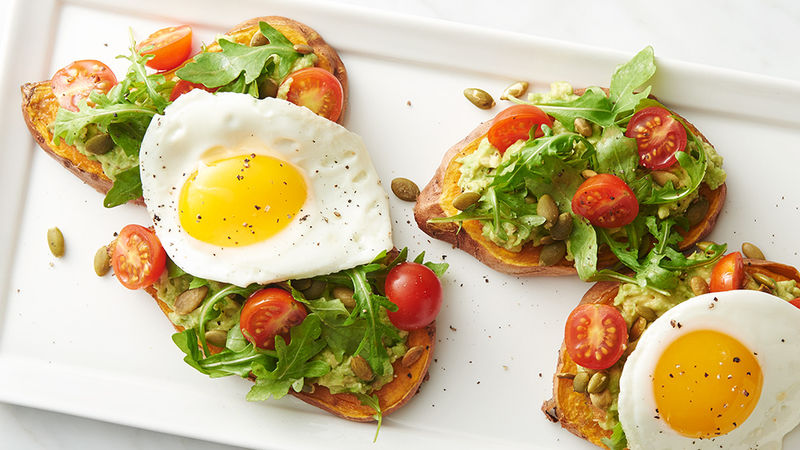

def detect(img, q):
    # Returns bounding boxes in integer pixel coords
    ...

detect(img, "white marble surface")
[0,0,798,449]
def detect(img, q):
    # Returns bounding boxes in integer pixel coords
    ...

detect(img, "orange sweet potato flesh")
[20,16,348,203]
[541,259,800,448]
[143,283,435,423]
[414,88,727,276]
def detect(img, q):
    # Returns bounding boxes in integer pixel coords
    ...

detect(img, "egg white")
[619,290,800,450]
[139,90,392,286]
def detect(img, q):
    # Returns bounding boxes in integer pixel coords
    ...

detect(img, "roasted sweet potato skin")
[20,16,348,203]
[541,259,800,448]
[414,89,727,276]
[143,280,435,423]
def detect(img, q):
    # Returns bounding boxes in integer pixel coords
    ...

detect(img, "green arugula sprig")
[601,422,628,450]
[176,22,302,96]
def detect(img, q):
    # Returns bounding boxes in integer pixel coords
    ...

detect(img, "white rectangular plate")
[2,0,800,448]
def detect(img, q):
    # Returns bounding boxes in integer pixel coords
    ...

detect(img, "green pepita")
[391,177,420,202]
[47,227,65,257]
[500,81,528,100]
[93,245,111,276]
[463,88,495,110]
[174,286,209,315]
[752,272,776,290]
[257,77,278,99]
[651,171,680,187]
[332,286,356,309]
[685,197,709,226]
[85,133,114,155]
[205,329,228,347]
[292,278,312,291]
[293,43,314,55]
[539,241,566,267]
[572,372,590,393]
[590,390,613,410]
[574,117,593,137]
[550,213,573,241]
[636,304,657,322]
[537,194,559,228]
[350,355,374,381]
[402,345,425,367]
[690,276,709,296]
[696,241,717,252]
[629,316,647,341]
[453,191,481,211]
[581,169,598,179]
[587,372,609,394]
[302,279,327,299]
[250,32,269,47]
[742,242,765,260]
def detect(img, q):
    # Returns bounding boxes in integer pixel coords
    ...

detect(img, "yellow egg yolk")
[178,154,307,247]
[652,329,762,439]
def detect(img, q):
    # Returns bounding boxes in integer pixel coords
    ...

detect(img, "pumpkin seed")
[350,355,374,381]
[463,88,495,110]
[623,339,638,359]
[174,286,209,315]
[85,133,114,155]
[537,194,559,228]
[743,274,760,291]
[332,286,356,309]
[257,77,278,99]
[556,372,576,380]
[453,191,481,211]
[752,272,776,290]
[574,117,593,137]
[402,345,425,367]
[93,245,111,276]
[250,32,269,46]
[539,235,554,246]
[539,241,566,266]
[301,383,316,394]
[205,329,228,347]
[391,177,420,202]
[696,241,717,252]
[550,213,573,241]
[590,390,613,410]
[587,372,609,394]
[302,279,327,299]
[47,227,65,257]
[685,197,709,226]
[292,279,312,291]
[757,283,773,293]
[581,169,598,179]
[293,43,314,55]
[742,242,765,260]
[636,304,657,322]
[651,171,680,187]
[690,276,709,296]
[572,372,590,393]
[629,316,647,341]
[500,81,528,100]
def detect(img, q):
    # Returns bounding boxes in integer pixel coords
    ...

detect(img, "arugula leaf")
[601,421,628,450]
[103,166,142,208]
[609,46,656,122]
[247,314,330,401]
[568,216,599,280]
[356,393,384,443]
[594,125,638,183]
[524,87,614,131]
[196,283,261,356]
[172,329,206,373]
[108,120,148,157]
[53,100,156,147]
[117,31,170,114]
[198,343,273,378]
[176,22,300,93]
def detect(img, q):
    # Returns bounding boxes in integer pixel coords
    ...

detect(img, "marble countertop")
[1,0,797,449]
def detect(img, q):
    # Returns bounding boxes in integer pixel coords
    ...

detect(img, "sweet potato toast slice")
[21,16,347,202]
[541,259,800,448]
[143,277,435,422]
[414,88,727,276]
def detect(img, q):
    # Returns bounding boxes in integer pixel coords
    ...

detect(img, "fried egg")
[618,290,800,449]
[139,90,392,286]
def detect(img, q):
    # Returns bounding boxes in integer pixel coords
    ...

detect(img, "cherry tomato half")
[385,263,442,331]
[280,67,344,122]
[240,288,308,350]
[571,173,639,228]
[789,298,800,309]
[169,79,217,102]
[487,105,553,154]
[112,225,167,290]
[709,252,745,292]
[625,106,687,170]
[565,303,628,370]
[137,25,193,71]
[51,60,117,112]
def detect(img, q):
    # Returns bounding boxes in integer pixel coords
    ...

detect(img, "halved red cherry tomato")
[789,298,800,309]
[51,60,117,112]
[709,252,744,292]
[240,288,308,350]
[571,173,639,228]
[565,303,628,370]
[487,105,553,154]
[280,67,344,122]
[137,25,193,71]
[112,225,166,290]
[625,106,687,170]
[169,79,217,102]
[385,262,442,331]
